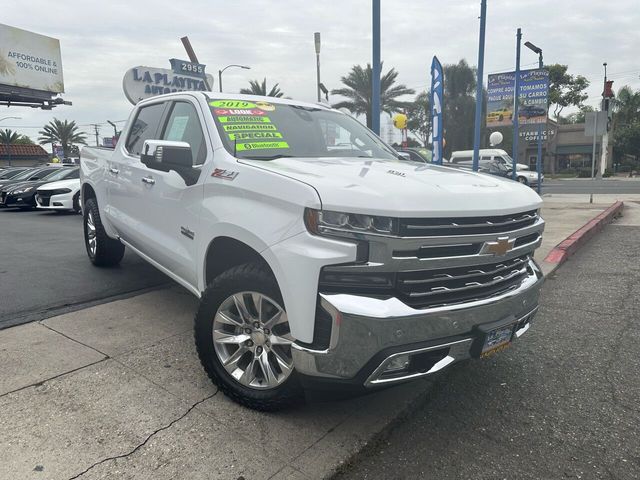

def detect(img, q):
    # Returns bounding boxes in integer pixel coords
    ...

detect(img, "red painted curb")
[543,201,624,265]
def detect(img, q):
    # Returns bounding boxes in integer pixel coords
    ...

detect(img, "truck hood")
[241,156,542,217]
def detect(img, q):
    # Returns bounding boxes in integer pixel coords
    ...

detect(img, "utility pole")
[91,124,100,147]
[524,40,544,194]
[472,0,487,172]
[511,28,522,180]
[371,0,381,135]
[599,62,609,178]
[107,120,118,137]
[180,36,212,92]
[314,32,321,102]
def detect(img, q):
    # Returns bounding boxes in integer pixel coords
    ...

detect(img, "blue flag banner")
[430,56,444,165]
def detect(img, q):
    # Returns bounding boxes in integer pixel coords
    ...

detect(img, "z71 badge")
[211,168,239,181]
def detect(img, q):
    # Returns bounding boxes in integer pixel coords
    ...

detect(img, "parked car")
[0,167,79,209]
[0,167,31,180]
[81,92,544,411]
[395,147,432,163]
[452,160,543,186]
[449,148,530,171]
[35,177,81,213]
[0,166,69,192]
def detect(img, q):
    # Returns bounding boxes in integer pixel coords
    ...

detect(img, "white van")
[449,149,530,171]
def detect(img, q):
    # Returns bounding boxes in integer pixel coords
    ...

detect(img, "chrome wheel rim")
[213,292,294,390]
[86,211,97,255]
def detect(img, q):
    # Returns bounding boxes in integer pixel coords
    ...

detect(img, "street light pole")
[524,40,544,194]
[0,116,22,167]
[599,62,609,179]
[472,0,488,172]
[371,0,381,135]
[218,64,251,93]
[314,32,321,102]
[512,28,522,180]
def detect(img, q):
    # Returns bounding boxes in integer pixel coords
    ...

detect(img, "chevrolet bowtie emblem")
[484,236,515,256]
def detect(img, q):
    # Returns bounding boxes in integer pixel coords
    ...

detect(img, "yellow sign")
[393,113,407,130]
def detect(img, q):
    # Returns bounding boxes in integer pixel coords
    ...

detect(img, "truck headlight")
[304,208,397,237]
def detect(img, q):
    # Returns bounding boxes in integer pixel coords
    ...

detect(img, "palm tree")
[240,78,284,98]
[0,129,34,145]
[331,63,415,129]
[38,118,87,157]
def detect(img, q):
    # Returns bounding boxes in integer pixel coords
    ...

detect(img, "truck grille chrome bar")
[399,210,538,237]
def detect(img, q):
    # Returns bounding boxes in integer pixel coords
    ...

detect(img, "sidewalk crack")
[65,392,217,480]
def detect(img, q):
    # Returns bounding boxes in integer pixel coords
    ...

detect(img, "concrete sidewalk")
[1,194,636,480]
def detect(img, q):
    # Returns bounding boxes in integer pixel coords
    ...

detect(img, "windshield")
[209,99,398,161]
[9,168,39,181]
[42,168,78,181]
[0,169,27,179]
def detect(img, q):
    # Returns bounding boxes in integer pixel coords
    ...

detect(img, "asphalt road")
[337,223,640,480]
[541,178,640,194]
[0,208,170,329]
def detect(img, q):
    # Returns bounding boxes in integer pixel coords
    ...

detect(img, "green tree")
[38,119,87,157]
[442,59,477,156]
[331,63,415,129]
[612,86,640,165]
[239,78,284,97]
[559,105,594,124]
[612,85,640,125]
[406,91,431,147]
[547,64,590,119]
[0,129,34,145]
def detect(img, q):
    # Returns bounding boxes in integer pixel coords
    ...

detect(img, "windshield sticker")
[217,116,272,123]
[255,101,275,111]
[223,123,278,132]
[229,132,283,140]
[209,100,257,109]
[236,141,289,151]
[214,108,266,116]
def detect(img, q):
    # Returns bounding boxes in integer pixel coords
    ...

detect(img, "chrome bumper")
[292,259,544,385]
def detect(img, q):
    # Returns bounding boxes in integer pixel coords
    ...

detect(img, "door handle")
[141,176,155,185]
[109,167,119,175]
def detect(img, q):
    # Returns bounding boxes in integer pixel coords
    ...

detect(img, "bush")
[603,169,612,178]
[577,168,592,178]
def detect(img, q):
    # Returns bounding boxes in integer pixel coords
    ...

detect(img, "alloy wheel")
[86,212,97,255]
[212,292,294,390]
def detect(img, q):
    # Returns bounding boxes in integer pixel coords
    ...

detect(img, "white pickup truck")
[81,92,545,410]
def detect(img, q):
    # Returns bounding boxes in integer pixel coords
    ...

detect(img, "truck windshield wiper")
[242,154,295,160]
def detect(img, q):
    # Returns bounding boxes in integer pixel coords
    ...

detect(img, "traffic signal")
[603,80,614,98]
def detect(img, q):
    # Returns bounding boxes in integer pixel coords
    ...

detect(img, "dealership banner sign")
[430,56,444,165]
[486,68,549,127]
[122,60,214,105]
[0,23,64,93]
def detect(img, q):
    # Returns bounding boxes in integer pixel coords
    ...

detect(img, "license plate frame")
[470,318,517,359]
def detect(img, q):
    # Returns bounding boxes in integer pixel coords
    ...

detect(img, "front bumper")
[0,191,35,208]
[36,192,74,210]
[292,258,544,387]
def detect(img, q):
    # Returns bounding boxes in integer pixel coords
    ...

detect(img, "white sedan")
[35,178,81,213]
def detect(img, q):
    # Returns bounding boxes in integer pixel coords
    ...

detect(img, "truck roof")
[135,91,333,112]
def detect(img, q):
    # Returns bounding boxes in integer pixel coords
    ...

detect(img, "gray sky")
[3,0,639,145]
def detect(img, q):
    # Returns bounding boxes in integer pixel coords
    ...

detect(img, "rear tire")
[194,262,303,411]
[517,176,528,185]
[83,198,125,266]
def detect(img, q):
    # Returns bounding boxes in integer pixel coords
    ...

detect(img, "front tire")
[83,198,125,266]
[194,262,303,411]
[72,192,81,214]
[517,176,528,185]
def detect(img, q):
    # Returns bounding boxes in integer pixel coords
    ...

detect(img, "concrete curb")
[541,200,624,276]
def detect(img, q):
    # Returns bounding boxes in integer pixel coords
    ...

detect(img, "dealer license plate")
[480,324,515,358]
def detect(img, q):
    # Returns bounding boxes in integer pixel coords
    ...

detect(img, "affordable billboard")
[0,23,64,93]
[486,68,548,127]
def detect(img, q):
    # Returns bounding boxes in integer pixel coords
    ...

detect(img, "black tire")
[194,262,303,411]
[72,192,81,214]
[83,197,125,267]
[517,176,528,185]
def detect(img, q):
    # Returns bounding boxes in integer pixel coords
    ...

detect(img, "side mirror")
[141,140,193,172]
[397,151,411,161]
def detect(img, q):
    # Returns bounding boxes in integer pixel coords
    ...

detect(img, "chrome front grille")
[399,210,538,237]
[396,255,531,308]
[318,209,544,310]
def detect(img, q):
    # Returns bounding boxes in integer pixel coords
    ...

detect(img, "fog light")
[383,354,411,374]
